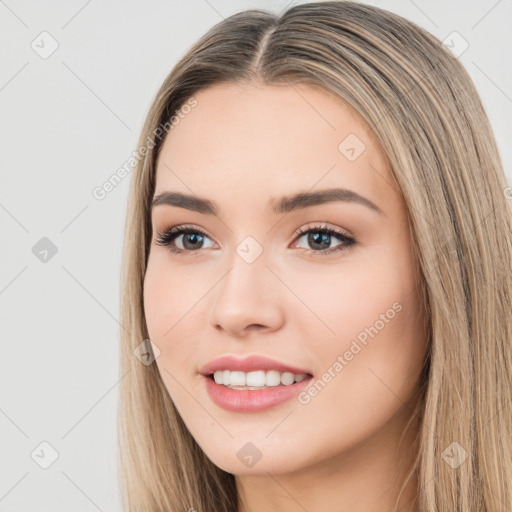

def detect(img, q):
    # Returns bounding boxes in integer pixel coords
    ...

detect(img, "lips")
[199,354,313,377]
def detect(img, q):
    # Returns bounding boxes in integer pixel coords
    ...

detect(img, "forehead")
[154,82,393,214]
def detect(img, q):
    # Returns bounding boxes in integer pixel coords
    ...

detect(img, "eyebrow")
[151,188,384,216]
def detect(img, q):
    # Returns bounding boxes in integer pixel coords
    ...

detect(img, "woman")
[117,1,512,510]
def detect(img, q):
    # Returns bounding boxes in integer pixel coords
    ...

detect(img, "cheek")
[143,259,171,340]
[143,256,192,377]
[291,281,426,457]
[143,258,199,408]
[143,253,214,379]
[281,250,412,344]
[302,244,426,417]
[143,252,207,338]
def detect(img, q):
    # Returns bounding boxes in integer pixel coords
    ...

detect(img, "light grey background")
[1,1,510,511]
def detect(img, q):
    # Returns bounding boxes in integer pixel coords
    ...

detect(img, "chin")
[197,436,310,476]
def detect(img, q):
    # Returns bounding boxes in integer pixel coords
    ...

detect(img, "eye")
[292,223,356,255]
[154,224,216,255]
[154,223,356,256]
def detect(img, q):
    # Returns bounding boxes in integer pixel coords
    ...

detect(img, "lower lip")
[203,374,313,412]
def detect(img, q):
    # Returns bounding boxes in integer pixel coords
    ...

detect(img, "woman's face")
[144,81,428,475]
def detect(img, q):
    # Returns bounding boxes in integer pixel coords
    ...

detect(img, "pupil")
[309,232,330,250]
[183,233,203,250]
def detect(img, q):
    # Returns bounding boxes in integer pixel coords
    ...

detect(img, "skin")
[143,81,428,512]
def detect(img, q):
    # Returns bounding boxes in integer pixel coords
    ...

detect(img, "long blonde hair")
[117,2,512,510]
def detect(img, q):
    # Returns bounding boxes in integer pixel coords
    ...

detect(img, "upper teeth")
[213,369,308,387]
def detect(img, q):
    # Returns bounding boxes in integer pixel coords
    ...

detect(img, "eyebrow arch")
[151,188,384,216]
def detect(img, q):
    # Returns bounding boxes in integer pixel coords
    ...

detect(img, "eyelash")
[155,223,356,257]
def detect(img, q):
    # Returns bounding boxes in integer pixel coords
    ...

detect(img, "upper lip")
[199,355,313,376]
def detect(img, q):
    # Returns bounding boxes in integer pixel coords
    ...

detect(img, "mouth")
[199,355,314,411]
[202,371,314,412]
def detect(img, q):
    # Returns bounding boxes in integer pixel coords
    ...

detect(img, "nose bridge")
[209,235,285,334]
[218,237,271,308]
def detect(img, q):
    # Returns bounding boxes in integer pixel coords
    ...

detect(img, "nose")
[209,248,285,337]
